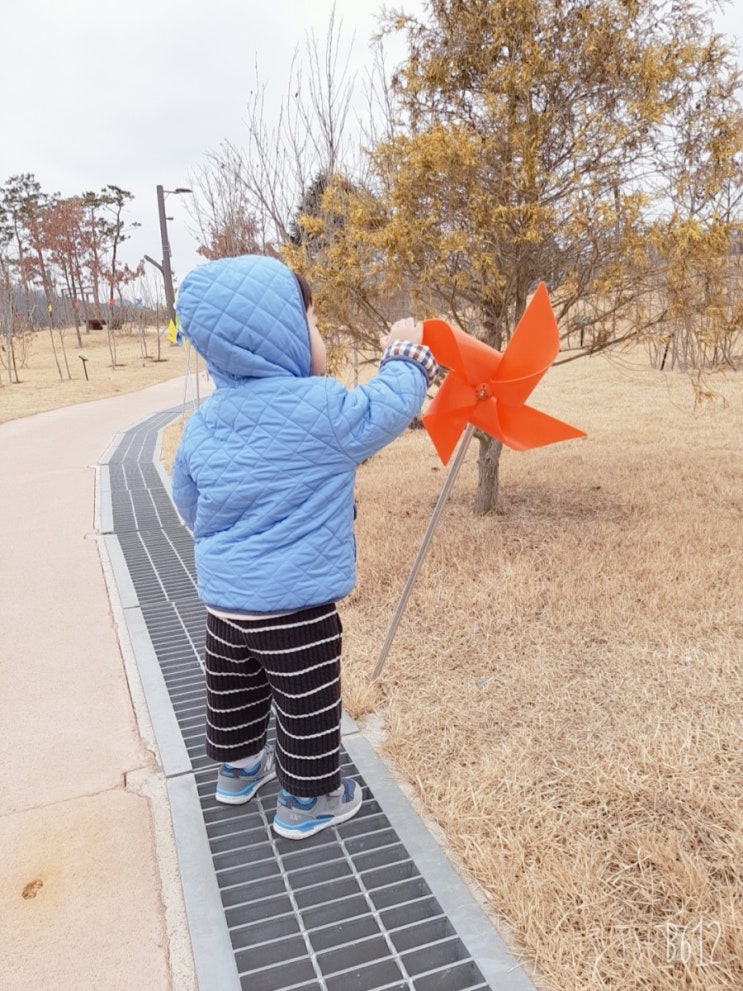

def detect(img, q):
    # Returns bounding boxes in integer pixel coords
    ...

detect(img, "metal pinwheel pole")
[370,423,475,682]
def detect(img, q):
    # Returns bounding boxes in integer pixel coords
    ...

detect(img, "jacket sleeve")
[171,445,198,530]
[326,343,437,466]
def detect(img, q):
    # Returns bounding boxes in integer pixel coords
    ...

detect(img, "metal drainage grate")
[102,408,535,991]
[196,760,493,991]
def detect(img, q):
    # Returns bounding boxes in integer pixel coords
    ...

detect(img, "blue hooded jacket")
[171,254,431,614]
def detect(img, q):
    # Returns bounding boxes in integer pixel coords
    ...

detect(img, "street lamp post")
[144,184,201,409]
[150,185,191,325]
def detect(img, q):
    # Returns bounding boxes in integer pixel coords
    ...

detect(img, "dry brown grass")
[43,329,743,990]
[0,324,190,424]
[338,351,743,990]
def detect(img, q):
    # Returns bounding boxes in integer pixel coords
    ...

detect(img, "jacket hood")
[176,254,311,384]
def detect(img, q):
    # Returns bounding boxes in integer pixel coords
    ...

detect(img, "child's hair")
[294,273,313,313]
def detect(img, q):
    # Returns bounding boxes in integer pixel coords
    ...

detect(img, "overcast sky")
[1,0,742,297]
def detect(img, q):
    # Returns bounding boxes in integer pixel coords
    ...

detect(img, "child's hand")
[380,317,424,350]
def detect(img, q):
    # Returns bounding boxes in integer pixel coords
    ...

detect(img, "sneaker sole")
[272,797,362,840]
[215,769,276,806]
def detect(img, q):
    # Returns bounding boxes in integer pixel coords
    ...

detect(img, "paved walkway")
[0,378,200,991]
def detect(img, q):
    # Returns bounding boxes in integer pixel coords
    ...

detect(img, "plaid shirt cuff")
[380,341,438,387]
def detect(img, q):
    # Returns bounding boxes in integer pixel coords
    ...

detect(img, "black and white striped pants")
[204,604,342,797]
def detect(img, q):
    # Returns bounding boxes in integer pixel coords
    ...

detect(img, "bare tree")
[187,144,264,259]
[187,7,358,256]
[44,196,88,348]
[1,175,70,381]
[135,268,167,363]
[0,256,18,385]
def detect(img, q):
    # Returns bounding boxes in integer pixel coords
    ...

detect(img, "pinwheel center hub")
[475,382,494,401]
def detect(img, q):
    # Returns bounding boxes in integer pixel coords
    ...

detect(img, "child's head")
[176,255,326,380]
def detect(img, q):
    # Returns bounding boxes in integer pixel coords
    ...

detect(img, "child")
[172,254,437,840]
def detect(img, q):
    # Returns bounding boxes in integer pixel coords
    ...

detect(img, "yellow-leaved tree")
[291,0,743,513]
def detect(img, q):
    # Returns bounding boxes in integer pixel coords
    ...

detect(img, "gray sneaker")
[215,748,276,805]
[272,778,362,840]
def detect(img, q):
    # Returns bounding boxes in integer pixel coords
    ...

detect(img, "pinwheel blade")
[493,283,560,407]
[497,402,587,451]
[464,396,505,446]
[423,319,501,383]
[422,407,471,464]
[422,374,477,464]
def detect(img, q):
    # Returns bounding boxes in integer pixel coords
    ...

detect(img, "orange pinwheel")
[370,283,586,682]
[422,283,586,464]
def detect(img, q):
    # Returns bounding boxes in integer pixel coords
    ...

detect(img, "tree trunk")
[73,306,82,348]
[474,302,508,515]
[58,329,72,380]
[70,274,83,347]
[107,324,117,368]
[473,434,503,515]
[5,326,13,384]
[48,325,63,382]
[10,334,19,383]
[139,318,148,365]
[155,304,162,361]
